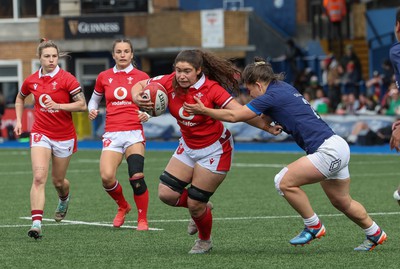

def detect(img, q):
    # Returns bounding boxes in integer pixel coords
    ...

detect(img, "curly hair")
[172,49,240,95]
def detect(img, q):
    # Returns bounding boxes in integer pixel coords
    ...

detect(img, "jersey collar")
[190,73,205,90]
[39,65,60,78]
[113,64,133,73]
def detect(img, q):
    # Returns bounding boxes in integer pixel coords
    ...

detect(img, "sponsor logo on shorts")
[103,139,112,147]
[177,143,184,154]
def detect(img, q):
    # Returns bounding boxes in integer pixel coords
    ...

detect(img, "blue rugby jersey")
[247,80,334,154]
[390,41,400,89]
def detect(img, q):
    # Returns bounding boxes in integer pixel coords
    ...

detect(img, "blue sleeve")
[246,103,262,116]
[390,42,400,89]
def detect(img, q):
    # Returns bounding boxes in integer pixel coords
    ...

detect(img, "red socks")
[192,206,212,240]
[31,210,43,222]
[175,189,188,208]
[134,189,149,220]
[105,181,129,208]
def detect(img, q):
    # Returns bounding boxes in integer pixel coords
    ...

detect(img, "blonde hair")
[242,57,284,85]
[37,38,68,58]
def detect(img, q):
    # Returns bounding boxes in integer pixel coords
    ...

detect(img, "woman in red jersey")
[14,39,87,239]
[88,39,150,231]
[132,49,281,254]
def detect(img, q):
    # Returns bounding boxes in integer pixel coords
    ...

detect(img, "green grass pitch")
[0,149,399,268]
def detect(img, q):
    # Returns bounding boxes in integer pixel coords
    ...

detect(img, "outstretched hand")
[390,124,400,152]
[183,96,206,115]
[132,88,154,111]
[260,114,283,136]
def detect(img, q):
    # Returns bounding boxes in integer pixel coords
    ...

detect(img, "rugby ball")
[142,82,168,117]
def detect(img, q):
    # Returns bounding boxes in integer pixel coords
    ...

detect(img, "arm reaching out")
[390,121,400,152]
[184,96,282,135]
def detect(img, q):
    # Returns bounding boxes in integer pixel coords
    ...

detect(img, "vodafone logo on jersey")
[38,94,52,108]
[178,107,198,127]
[179,107,195,120]
[114,87,128,100]
[111,87,132,106]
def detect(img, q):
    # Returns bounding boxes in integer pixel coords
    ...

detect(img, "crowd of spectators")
[291,45,398,118]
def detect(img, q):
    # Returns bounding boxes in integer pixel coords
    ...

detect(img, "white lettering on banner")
[78,22,120,34]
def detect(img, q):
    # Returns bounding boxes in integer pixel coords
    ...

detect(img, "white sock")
[393,190,400,200]
[303,213,320,227]
[33,220,41,227]
[364,221,379,236]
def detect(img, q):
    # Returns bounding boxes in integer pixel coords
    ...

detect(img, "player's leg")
[51,154,72,222]
[125,142,148,230]
[321,179,387,251]
[187,165,225,254]
[100,149,128,227]
[276,156,326,245]
[28,146,52,239]
[394,185,400,206]
[50,138,75,223]
[158,156,192,207]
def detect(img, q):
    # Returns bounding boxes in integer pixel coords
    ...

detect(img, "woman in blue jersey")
[184,57,387,251]
[389,8,400,205]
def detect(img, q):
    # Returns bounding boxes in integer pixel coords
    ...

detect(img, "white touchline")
[17,217,164,231]
[2,211,396,229]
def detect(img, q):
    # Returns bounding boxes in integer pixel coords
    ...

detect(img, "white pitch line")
[3,211,397,229]
[18,217,163,231]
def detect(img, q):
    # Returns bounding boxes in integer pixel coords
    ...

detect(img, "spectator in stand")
[347,121,393,145]
[356,94,378,115]
[380,87,400,116]
[321,57,341,112]
[340,44,362,82]
[323,0,347,43]
[311,88,330,115]
[340,61,361,97]
[294,67,315,95]
[381,59,394,101]
[365,70,383,102]
[335,92,359,115]
[284,38,305,82]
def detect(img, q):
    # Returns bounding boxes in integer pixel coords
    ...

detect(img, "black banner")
[65,16,124,39]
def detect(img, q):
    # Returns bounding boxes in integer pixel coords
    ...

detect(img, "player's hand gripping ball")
[142,82,168,117]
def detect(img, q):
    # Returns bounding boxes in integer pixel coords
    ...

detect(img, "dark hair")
[112,39,135,66]
[37,38,66,58]
[242,57,284,85]
[396,7,400,24]
[173,49,240,95]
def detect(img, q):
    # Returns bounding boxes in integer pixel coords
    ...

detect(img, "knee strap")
[187,185,213,203]
[274,167,288,196]
[129,175,147,195]
[159,171,189,194]
[127,154,144,178]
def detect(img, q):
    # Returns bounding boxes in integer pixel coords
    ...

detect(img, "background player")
[88,39,150,230]
[14,38,87,239]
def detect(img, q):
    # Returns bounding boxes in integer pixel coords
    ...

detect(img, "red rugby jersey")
[93,67,149,132]
[150,73,233,149]
[20,66,81,140]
